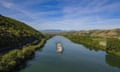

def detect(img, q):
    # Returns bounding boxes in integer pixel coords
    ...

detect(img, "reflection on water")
[82,45,100,52]
[106,54,120,68]
[56,43,64,55]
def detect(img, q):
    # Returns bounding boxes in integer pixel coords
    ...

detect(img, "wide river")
[20,36,120,72]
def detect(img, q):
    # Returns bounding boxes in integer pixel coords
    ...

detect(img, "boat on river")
[56,43,63,53]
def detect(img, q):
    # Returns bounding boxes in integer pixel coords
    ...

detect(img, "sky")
[0,0,120,30]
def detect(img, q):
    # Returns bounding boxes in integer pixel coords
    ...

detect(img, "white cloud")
[0,0,120,30]
[38,17,120,30]
[0,0,13,8]
[25,0,120,30]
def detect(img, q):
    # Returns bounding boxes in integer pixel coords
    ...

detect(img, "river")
[20,36,120,72]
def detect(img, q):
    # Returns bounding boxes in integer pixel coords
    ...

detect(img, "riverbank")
[64,35,106,51]
[0,38,47,72]
[63,35,120,57]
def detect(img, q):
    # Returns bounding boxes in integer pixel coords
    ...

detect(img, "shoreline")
[0,38,48,72]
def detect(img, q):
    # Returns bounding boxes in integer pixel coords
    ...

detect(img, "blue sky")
[0,0,120,30]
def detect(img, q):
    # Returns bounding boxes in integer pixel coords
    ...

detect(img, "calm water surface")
[20,36,120,72]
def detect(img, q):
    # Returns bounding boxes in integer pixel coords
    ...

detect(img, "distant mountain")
[41,29,64,33]
[0,15,44,50]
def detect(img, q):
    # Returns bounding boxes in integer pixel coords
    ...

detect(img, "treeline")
[0,39,46,72]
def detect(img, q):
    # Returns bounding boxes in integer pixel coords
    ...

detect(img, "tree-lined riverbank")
[0,38,47,72]
[63,35,120,56]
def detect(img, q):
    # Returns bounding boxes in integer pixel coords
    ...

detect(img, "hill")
[60,29,120,38]
[59,29,120,56]
[0,15,44,51]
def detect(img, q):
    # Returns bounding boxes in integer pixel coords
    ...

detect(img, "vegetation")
[0,15,52,72]
[0,39,46,72]
[61,29,120,56]
[107,38,120,56]
[0,14,120,71]
[63,35,106,51]
[59,28,120,38]
[0,15,44,50]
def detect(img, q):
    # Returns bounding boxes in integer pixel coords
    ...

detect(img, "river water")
[20,36,120,72]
